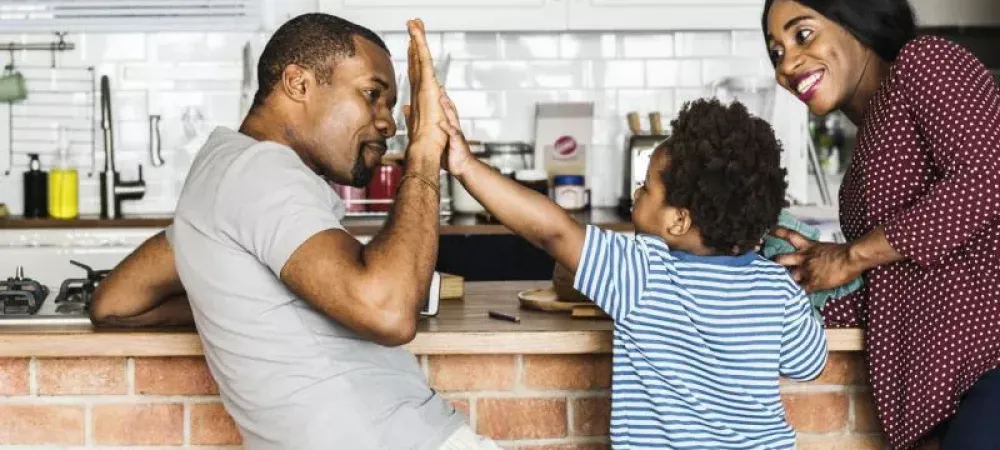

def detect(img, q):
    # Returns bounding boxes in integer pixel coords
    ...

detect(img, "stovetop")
[0,261,107,326]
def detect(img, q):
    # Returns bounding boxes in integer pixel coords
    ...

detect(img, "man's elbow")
[361,289,420,347]
[366,308,418,347]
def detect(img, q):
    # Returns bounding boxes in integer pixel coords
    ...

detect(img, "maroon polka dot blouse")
[823,36,1000,449]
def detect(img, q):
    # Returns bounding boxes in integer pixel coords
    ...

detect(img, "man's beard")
[348,151,375,187]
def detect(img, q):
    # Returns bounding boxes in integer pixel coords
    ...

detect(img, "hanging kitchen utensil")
[149,114,163,167]
[239,41,254,118]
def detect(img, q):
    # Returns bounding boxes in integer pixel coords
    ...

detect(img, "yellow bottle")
[48,126,79,219]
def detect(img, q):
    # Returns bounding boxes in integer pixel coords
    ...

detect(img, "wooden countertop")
[0,208,633,235]
[0,281,863,357]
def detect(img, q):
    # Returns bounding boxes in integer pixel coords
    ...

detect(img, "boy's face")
[632,147,676,238]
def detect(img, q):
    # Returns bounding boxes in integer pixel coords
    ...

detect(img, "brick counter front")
[0,283,876,449]
[0,352,880,449]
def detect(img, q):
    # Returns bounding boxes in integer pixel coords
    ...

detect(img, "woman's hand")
[771,227,864,293]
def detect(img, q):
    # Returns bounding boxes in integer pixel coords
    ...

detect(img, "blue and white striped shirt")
[573,226,828,450]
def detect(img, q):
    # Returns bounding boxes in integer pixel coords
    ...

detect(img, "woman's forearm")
[848,226,905,272]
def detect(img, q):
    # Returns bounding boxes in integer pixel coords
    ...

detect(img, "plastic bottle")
[48,127,78,219]
[22,153,47,218]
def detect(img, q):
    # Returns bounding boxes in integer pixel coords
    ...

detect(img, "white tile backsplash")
[620,33,674,59]
[0,29,776,214]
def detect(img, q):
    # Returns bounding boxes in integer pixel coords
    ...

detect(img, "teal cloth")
[762,210,863,319]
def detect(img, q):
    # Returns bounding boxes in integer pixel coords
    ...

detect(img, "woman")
[762,1,1000,449]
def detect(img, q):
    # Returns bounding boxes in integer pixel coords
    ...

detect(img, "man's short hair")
[253,13,390,109]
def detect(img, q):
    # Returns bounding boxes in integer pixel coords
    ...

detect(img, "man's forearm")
[457,159,585,269]
[91,295,193,328]
[362,150,442,312]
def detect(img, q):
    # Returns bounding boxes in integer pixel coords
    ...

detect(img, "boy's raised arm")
[439,95,586,271]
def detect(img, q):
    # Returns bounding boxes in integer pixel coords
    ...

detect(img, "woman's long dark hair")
[761,0,918,63]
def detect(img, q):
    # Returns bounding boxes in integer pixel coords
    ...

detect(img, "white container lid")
[514,169,548,182]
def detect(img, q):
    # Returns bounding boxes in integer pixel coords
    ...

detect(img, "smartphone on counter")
[420,271,441,317]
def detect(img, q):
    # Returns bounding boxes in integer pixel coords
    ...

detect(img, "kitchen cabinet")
[1,0,264,32]
[911,0,1000,27]
[566,0,765,31]
[318,0,568,32]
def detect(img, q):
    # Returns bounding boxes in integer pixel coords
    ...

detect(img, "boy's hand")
[438,93,476,177]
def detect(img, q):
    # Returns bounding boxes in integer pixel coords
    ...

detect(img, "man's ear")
[280,64,312,102]
[663,207,693,237]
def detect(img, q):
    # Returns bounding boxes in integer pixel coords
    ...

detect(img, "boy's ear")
[663,207,693,236]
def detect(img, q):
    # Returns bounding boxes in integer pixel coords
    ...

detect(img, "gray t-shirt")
[168,127,462,450]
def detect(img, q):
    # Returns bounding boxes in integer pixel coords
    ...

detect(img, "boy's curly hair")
[661,98,788,255]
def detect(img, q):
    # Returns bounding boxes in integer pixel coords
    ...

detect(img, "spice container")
[553,175,588,211]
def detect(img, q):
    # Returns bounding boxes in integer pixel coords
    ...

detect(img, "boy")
[438,97,828,449]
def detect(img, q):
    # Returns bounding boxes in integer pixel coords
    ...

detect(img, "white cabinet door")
[319,0,568,32]
[910,0,1000,27]
[568,0,764,31]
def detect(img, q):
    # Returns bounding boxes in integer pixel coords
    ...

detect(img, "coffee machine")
[618,112,667,217]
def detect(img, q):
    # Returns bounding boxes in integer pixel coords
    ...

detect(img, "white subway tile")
[443,32,500,59]
[155,32,251,62]
[590,60,644,88]
[702,58,773,83]
[617,90,675,118]
[469,118,533,142]
[560,33,616,59]
[586,144,623,207]
[501,33,559,59]
[443,61,470,89]
[559,90,616,118]
[620,33,674,58]
[675,31,731,57]
[503,90,562,119]
[646,60,702,88]
[82,33,147,63]
[591,117,623,146]
[732,31,769,61]
[446,90,502,119]
[470,61,585,89]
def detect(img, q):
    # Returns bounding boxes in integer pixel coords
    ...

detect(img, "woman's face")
[765,0,872,115]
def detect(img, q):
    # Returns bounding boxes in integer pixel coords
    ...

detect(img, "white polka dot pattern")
[822,36,1000,450]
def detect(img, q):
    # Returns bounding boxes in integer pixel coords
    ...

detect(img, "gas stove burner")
[0,266,49,315]
[53,260,111,311]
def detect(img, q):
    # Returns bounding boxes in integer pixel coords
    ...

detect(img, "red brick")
[796,435,885,450]
[477,397,567,440]
[0,405,84,444]
[852,391,881,433]
[191,403,242,445]
[573,396,610,436]
[135,357,218,395]
[93,403,183,445]
[523,355,612,390]
[447,397,471,417]
[429,355,516,391]
[0,358,29,395]
[782,392,849,432]
[37,357,126,395]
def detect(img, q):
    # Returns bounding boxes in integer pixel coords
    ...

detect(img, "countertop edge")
[0,328,864,357]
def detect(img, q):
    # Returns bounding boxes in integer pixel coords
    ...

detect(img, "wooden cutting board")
[441,273,464,300]
[517,287,577,312]
[571,304,611,320]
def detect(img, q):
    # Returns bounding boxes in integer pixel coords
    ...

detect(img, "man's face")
[300,36,397,187]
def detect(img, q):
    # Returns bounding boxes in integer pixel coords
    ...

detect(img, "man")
[90,13,500,450]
